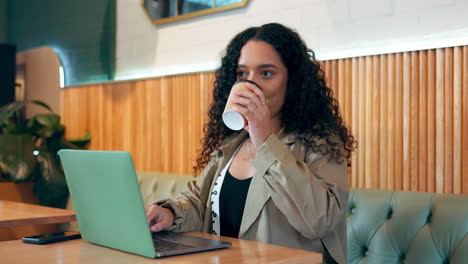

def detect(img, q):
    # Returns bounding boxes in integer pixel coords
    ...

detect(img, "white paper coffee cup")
[222,80,261,130]
[222,110,245,130]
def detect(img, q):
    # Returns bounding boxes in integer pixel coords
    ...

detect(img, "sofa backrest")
[136,171,194,205]
[347,189,468,264]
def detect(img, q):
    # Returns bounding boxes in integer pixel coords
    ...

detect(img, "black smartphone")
[22,231,81,245]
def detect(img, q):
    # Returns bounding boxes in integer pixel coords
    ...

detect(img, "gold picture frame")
[142,0,249,25]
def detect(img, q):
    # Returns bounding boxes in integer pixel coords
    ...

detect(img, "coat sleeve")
[252,134,349,239]
[155,154,219,232]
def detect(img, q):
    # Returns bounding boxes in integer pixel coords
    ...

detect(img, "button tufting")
[400,254,405,261]
[427,213,432,223]
[351,208,356,214]
[151,182,158,192]
[362,247,368,256]
[387,209,393,219]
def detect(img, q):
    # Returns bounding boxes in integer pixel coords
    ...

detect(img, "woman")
[145,23,356,264]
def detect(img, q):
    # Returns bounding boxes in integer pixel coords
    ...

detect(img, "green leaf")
[29,100,53,111]
[0,101,27,126]
[0,100,53,131]
[32,114,61,127]
[27,114,64,138]
[0,134,37,182]
[67,131,91,148]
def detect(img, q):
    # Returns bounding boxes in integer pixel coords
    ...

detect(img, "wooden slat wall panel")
[62,46,467,194]
[427,51,437,193]
[435,49,445,193]
[463,46,468,195]
[320,46,467,194]
[418,51,428,192]
[61,74,212,175]
[379,55,387,190]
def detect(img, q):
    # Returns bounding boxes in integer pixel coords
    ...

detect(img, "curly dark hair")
[194,23,356,175]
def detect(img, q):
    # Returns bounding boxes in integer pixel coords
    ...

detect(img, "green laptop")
[58,149,231,258]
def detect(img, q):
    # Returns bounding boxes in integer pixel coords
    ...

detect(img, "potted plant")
[0,100,90,208]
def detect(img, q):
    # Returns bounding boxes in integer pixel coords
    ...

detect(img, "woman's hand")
[144,204,175,232]
[231,82,272,149]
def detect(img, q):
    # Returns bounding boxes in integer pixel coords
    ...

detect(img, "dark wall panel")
[7,0,116,86]
[0,44,16,107]
[0,0,7,42]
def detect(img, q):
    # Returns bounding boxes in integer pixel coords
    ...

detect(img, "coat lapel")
[238,162,271,237]
[238,127,295,238]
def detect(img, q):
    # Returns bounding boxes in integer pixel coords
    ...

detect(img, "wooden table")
[0,232,323,264]
[0,200,76,228]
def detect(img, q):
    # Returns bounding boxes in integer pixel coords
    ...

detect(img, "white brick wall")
[116,0,468,80]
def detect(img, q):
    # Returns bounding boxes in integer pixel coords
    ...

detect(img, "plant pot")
[0,181,37,203]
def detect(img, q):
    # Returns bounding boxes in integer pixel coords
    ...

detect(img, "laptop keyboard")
[153,238,194,252]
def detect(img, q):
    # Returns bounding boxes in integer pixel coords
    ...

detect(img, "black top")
[219,169,253,238]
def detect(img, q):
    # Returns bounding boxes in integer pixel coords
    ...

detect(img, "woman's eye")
[262,71,273,78]
[237,71,247,78]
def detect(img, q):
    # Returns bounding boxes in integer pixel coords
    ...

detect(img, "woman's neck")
[270,116,283,135]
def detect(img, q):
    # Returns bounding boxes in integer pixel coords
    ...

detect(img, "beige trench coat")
[157,128,348,263]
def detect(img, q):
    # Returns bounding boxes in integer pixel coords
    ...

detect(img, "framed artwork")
[142,0,248,25]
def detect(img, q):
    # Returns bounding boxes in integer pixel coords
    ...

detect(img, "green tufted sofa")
[347,188,468,264]
[135,171,195,205]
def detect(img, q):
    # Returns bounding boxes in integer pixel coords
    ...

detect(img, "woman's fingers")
[151,222,165,232]
[231,83,270,119]
[233,89,263,109]
[230,95,250,106]
[145,205,157,225]
[231,95,258,113]
[145,204,173,232]
[245,83,268,106]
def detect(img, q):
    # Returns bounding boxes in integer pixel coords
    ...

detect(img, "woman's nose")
[247,74,258,85]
